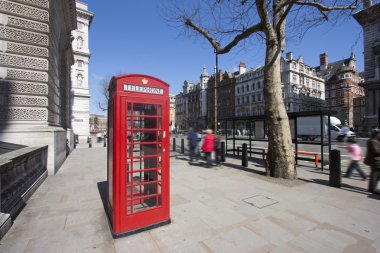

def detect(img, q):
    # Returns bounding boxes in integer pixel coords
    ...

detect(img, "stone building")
[316,52,365,128]
[353,1,380,131]
[0,0,77,174]
[235,63,265,116]
[169,94,175,131]
[71,1,93,143]
[281,53,325,112]
[175,92,187,132]
[207,69,235,129]
[175,67,209,131]
[235,54,324,117]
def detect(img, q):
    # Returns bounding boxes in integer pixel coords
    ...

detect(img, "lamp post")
[214,49,219,134]
[341,83,352,127]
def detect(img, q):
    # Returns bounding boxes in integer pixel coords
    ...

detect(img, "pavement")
[1,144,380,253]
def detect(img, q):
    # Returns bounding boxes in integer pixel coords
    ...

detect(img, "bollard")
[242,143,248,167]
[329,149,341,188]
[104,137,107,147]
[89,137,92,148]
[221,141,226,162]
[181,139,184,154]
[172,138,176,152]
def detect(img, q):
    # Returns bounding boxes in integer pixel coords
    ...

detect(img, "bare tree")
[98,76,111,112]
[165,0,358,179]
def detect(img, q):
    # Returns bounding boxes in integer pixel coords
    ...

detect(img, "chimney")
[320,53,328,70]
[363,0,372,8]
[239,62,246,74]
[286,52,293,60]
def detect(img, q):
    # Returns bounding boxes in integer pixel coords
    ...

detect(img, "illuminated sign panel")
[124,84,164,95]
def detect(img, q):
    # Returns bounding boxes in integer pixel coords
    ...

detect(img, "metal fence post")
[221,141,226,162]
[329,149,341,188]
[242,143,248,167]
[181,139,184,154]
[172,138,176,152]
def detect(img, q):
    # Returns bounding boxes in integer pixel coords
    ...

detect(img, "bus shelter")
[221,111,335,170]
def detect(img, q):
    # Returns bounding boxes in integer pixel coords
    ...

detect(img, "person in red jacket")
[202,129,215,168]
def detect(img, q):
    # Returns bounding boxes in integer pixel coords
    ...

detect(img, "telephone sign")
[107,74,170,238]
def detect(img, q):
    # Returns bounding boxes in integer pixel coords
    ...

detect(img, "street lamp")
[214,48,219,134]
[341,83,352,126]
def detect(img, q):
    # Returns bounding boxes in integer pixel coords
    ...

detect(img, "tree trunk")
[264,40,296,179]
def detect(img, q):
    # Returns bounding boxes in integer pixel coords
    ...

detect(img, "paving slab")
[1,147,380,253]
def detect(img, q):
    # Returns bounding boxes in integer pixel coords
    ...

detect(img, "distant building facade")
[71,1,93,142]
[235,63,265,116]
[353,2,380,131]
[175,91,187,131]
[175,68,209,131]
[316,52,365,128]
[169,94,176,131]
[282,53,325,112]
[0,0,77,174]
[208,69,235,128]
[235,54,325,117]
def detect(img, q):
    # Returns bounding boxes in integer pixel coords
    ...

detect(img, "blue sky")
[86,0,363,115]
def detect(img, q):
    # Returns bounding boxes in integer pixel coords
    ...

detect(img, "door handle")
[163,131,166,138]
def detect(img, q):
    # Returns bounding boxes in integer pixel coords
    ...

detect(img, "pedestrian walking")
[365,129,380,194]
[202,129,215,168]
[337,137,367,180]
[187,128,198,162]
[195,129,202,160]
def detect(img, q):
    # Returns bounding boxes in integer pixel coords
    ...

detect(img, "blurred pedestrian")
[202,129,215,168]
[365,129,380,194]
[187,128,198,162]
[337,137,367,180]
[195,129,202,160]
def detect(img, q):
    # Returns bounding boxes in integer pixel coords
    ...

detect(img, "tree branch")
[184,18,263,54]
[294,1,358,11]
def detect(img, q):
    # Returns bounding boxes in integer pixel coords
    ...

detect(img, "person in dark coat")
[367,129,380,194]
[187,128,198,162]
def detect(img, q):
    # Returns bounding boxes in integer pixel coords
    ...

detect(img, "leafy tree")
[166,0,359,179]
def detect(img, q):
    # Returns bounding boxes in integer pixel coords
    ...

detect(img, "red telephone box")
[107,74,170,237]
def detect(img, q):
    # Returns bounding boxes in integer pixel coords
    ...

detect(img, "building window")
[77,36,84,49]
[246,85,249,91]
[77,22,84,31]
[77,60,83,68]
[257,81,261,89]
[242,86,245,92]
[257,94,262,101]
[77,74,84,87]
[252,95,255,102]
[237,87,240,94]
[252,83,255,90]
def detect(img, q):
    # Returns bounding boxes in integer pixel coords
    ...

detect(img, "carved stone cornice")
[77,8,94,25]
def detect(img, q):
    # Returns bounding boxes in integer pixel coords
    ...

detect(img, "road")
[171,134,369,161]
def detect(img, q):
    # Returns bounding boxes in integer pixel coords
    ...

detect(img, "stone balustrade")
[0,145,48,218]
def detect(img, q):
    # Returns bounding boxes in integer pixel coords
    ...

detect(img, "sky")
[85,0,364,115]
